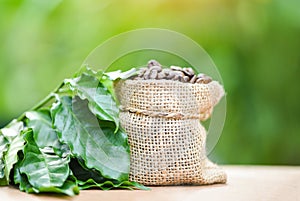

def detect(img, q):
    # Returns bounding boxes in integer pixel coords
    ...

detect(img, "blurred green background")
[0,0,299,165]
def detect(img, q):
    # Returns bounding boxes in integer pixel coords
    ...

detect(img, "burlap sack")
[116,79,227,185]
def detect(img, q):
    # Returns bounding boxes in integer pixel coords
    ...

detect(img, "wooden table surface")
[1,165,299,201]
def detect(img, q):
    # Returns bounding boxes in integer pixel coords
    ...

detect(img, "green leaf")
[69,158,149,191]
[0,120,24,141]
[3,132,24,184]
[14,164,79,196]
[0,134,8,180]
[37,180,79,196]
[52,96,130,181]
[69,158,106,184]
[74,65,103,79]
[100,76,117,101]
[98,120,129,151]
[100,68,138,101]
[78,179,149,190]
[25,109,64,151]
[64,73,120,130]
[0,178,8,186]
[104,68,138,81]
[18,130,70,189]
[14,163,35,193]
[0,120,25,185]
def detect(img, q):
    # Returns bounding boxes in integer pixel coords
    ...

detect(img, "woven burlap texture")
[116,79,227,185]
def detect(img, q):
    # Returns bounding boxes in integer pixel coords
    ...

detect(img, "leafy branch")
[0,67,146,196]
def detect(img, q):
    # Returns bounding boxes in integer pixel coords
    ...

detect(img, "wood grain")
[1,166,299,201]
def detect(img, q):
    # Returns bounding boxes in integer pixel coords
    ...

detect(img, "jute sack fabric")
[116,79,227,185]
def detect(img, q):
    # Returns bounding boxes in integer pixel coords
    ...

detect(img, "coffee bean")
[172,74,180,81]
[143,69,151,79]
[132,60,213,84]
[138,67,147,77]
[196,78,205,84]
[196,76,212,84]
[149,70,158,79]
[204,76,212,83]
[197,73,205,79]
[198,73,212,83]
[187,67,195,75]
[170,66,183,71]
[183,76,190,82]
[179,76,189,82]
[150,65,162,72]
[157,72,165,79]
[190,75,197,83]
[182,67,195,76]
[173,71,185,77]
[148,59,161,67]
[166,71,175,79]
[162,68,171,76]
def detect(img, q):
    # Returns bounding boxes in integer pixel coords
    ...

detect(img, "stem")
[30,93,55,111]
[17,82,65,122]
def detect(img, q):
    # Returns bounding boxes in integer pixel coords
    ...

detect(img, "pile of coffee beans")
[133,60,212,84]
